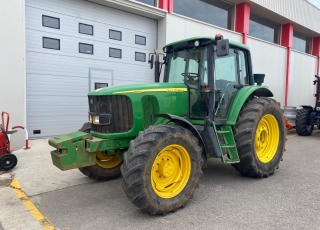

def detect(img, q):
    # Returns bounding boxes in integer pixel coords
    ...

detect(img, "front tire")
[232,97,286,178]
[295,108,313,136]
[121,125,203,215]
[78,122,122,180]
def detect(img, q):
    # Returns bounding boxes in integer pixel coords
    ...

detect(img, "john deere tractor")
[296,75,320,135]
[49,35,286,215]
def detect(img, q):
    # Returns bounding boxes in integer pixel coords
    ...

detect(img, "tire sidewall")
[0,154,17,171]
[252,103,285,173]
[141,132,201,211]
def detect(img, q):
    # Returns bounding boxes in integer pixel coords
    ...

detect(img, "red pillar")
[158,0,173,13]
[312,37,320,75]
[235,3,250,44]
[281,23,293,106]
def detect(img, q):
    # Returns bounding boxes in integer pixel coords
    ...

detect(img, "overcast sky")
[308,0,320,8]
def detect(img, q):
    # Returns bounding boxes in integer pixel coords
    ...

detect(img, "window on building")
[79,23,93,35]
[293,31,311,54]
[109,48,122,58]
[95,82,108,90]
[173,0,234,30]
[42,15,60,29]
[109,30,122,41]
[79,43,93,54]
[135,52,146,62]
[135,35,146,45]
[135,0,156,6]
[249,13,280,44]
[43,37,60,50]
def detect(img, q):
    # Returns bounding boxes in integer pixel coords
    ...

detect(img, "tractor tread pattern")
[295,108,313,136]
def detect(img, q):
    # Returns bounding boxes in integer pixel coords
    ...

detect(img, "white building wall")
[0,0,26,149]
[165,13,242,44]
[288,51,317,107]
[247,37,287,105]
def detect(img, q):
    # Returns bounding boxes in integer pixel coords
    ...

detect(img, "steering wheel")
[181,72,199,80]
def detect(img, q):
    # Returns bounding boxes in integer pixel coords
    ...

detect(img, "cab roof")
[163,36,250,52]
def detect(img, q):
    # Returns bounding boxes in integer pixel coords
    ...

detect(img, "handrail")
[8,126,30,151]
[1,112,10,132]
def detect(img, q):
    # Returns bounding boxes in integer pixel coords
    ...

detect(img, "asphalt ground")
[1,129,320,230]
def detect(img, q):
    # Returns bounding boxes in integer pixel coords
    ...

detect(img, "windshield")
[164,46,208,86]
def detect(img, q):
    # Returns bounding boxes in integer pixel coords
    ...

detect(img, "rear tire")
[232,97,286,178]
[121,125,203,215]
[295,108,314,136]
[78,122,122,180]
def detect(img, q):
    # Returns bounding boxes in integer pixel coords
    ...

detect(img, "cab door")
[214,48,248,120]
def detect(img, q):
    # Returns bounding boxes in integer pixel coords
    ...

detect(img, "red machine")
[0,112,18,171]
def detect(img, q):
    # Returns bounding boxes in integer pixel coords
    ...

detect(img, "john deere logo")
[90,99,93,104]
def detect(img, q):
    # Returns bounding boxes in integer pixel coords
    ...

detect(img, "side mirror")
[148,54,154,69]
[314,75,319,85]
[216,39,229,57]
[254,74,265,86]
[163,55,167,64]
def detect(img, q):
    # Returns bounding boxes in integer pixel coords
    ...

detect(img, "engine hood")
[88,83,188,96]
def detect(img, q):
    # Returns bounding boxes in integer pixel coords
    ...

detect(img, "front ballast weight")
[49,131,130,171]
[49,131,96,171]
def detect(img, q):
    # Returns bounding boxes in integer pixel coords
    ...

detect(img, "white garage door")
[26,0,157,138]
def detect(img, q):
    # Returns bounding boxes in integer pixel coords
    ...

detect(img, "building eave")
[87,0,166,19]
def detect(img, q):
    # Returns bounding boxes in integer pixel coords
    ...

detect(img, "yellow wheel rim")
[151,144,191,199]
[96,151,122,169]
[255,114,280,163]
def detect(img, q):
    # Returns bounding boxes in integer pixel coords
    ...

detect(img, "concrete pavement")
[0,138,93,229]
[1,129,320,229]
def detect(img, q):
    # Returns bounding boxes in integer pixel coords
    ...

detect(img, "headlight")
[93,116,100,124]
[90,115,100,124]
[194,40,200,47]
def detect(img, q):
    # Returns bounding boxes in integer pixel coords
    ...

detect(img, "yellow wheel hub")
[96,151,122,169]
[255,114,280,163]
[151,144,191,199]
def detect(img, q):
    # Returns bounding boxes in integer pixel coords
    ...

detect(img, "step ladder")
[213,124,240,164]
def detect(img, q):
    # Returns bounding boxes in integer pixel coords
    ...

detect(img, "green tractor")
[49,35,286,215]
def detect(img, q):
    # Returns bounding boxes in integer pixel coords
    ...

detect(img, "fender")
[226,86,273,125]
[300,105,313,110]
[155,113,207,160]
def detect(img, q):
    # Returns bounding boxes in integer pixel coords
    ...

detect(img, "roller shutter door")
[26,0,157,138]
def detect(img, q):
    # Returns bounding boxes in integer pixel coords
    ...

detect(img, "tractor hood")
[88,82,188,96]
[87,83,190,139]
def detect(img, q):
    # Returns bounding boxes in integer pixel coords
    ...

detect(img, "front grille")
[88,95,133,133]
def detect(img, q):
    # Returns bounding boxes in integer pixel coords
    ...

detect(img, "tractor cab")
[158,35,251,122]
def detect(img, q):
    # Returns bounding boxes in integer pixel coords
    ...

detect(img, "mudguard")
[227,86,273,125]
[300,105,314,110]
[155,114,207,157]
